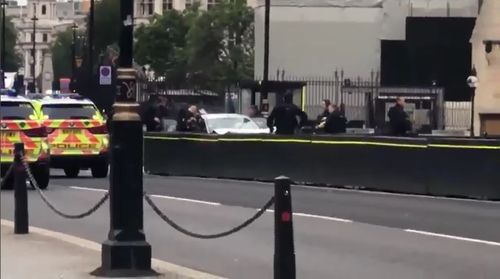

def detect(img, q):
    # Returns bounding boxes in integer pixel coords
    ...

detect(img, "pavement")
[0,220,224,279]
[1,169,500,278]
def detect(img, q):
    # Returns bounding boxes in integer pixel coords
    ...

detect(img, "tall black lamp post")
[466,67,478,137]
[91,0,155,276]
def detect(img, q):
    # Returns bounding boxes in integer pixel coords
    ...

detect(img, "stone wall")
[470,0,500,135]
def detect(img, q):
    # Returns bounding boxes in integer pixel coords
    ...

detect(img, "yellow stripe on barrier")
[144,136,500,150]
[428,144,500,150]
[311,140,426,148]
[144,136,218,142]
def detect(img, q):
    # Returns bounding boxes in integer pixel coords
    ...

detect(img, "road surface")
[2,170,500,278]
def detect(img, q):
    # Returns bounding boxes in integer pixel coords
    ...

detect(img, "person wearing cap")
[267,93,308,135]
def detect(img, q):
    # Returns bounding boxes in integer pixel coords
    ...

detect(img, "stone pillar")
[41,52,53,93]
[470,0,500,135]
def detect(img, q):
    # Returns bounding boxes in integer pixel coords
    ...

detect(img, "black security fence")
[139,73,450,132]
[144,133,500,200]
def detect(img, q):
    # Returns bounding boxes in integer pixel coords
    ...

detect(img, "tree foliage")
[92,0,120,64]
[134,0,254,90]
[51,29,72,80]
[1,14,21,72]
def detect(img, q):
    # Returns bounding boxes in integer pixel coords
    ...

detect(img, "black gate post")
[274,176,296,279]
[14,143,29,234]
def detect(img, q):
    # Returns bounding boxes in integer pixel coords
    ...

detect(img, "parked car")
[201,114,269,135]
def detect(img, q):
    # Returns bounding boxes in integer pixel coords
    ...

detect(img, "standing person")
[388,97,411,136]
[317,99,331,122]
[141,96,161,132]
[267,93,308,135]
[324,104,347,134]
[176,105,202,132]
[246,105,262,118]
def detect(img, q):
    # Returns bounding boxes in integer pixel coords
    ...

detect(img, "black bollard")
[14,143,29,234]
[91,103,155,277]
[273,176,296,279]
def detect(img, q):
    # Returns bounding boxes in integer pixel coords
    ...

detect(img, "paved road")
[1,170,500,278]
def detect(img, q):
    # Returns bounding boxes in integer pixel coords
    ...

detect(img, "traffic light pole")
[261,0,270,114]
[71,23,77,92]
[91,0,154,275]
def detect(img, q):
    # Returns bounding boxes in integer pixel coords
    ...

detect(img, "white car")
[201,114,269,135]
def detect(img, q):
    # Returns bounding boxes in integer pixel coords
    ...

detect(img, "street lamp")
[30,2,38,93]
[466,67,478,137]
[91,0,155,275]
[1,0,7,89]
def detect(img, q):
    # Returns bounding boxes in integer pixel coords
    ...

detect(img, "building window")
[141,0,154,15]
[185,0,194,9]
[207,0,219,10]
[162,0,173,11]
[43,33,48,42]
[41,5,46,15]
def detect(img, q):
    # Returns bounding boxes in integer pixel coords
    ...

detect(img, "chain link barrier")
[22,159,109,219]
[144,193,275,239]
[0,164,14,189]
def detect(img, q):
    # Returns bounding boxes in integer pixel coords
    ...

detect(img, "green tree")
[135,10,190,88]
[185,0,254,88]
[1,14,21,72]
[51,29,72,80]
[90,0,120,66]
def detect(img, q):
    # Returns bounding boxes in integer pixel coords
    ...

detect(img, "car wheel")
[32,165,50,190]
[91,160,108,178]
[64,167,80,178]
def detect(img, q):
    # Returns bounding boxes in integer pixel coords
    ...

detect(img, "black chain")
[0,164,14,189]
[144,193,275,239]
[23,159,109,219]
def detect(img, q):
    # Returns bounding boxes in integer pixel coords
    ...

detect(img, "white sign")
[99,66,112,85]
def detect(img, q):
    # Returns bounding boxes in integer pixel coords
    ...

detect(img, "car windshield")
[205,116,259,131]
[251,117,268,129]
[0,101,36,120]
[42,104,98,119]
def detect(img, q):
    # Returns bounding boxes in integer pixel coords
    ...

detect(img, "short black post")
[274,176,296,279]
[14,143,29,234]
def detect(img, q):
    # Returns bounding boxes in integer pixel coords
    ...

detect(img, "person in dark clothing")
[141,96,161,132]
[176,105,203,132]
[388,97,411,136]
[324,104,347,134]
[317,99,331,122]
[267,93,308,135]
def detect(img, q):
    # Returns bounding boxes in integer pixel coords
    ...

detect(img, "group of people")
[140,95,204,133]
[140,93,412,136]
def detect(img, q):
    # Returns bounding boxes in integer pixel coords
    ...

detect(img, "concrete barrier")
[144,133,500,200]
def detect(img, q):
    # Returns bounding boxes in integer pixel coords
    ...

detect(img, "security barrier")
[144,133,500,200]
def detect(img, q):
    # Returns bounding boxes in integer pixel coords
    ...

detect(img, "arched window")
[41,5,47,15]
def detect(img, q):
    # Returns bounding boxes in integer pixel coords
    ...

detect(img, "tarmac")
[0,220,224,279]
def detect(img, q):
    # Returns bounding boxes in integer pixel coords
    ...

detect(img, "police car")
[31,94,109,178]
[1,90,50,189]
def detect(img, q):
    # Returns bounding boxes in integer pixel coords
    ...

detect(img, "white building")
[254,0,479,79]
[9,0,86,92]
[134,0,256,24]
